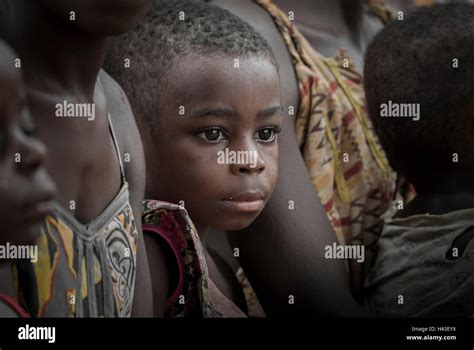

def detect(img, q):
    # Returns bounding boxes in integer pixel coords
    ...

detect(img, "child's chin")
[214,215,259,232]
[0,223,41,247]
[22,224,42,246]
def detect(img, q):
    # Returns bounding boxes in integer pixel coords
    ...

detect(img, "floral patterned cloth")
[143,200,265,317]
[142,200,216,317]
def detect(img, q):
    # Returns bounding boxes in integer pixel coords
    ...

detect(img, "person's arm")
[211,0,367,316]
[144,233,169,317]
[100,69,168,317]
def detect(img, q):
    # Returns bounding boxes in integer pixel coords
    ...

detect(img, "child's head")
[364,3,474,194]
[0,40,56,247]
[106,0,281,232]
[33,0,153,35]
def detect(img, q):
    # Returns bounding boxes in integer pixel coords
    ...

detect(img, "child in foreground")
[106,0,282,317]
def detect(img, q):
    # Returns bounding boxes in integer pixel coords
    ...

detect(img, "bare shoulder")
[99,69,137,150]
[100,69,159,316]
[99,69,145,183]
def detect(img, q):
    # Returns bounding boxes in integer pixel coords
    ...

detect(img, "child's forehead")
[165,54,279,104]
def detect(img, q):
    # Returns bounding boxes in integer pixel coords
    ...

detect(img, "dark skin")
[0,41,56,307]
[209,0,386,316]
[397,192,474,218]
[141,54,282,314]
[0,0,156,316]
[396,175,474,218]
[272,0,383,71]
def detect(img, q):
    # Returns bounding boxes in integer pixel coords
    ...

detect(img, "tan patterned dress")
[15,114,140,317]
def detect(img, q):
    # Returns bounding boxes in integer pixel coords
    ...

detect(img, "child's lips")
[24,199,54,222]
[24,189,55,221]
[220,191,266,213]
[34,199,55,217]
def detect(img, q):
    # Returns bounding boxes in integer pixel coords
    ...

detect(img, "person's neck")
[398,175,474,217]
[399,192,474,218]
[195,224,209,245]
[0,262,16,298]
[413,174,474,196]
[192,223,212,272]
[144,172,211,244]
[272,0,365,36]
[2,0,108,100]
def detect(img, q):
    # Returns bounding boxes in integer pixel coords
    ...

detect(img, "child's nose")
[230,151,266,175]
[17,134,48,173]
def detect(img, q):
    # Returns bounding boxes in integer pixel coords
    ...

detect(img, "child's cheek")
[262,144,279,165]
[263,145,280,187]
[176,143,225,181]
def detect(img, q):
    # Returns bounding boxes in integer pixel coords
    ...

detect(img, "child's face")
[149,55,282,232]
[0,43,56,247]
[38,0,154,35]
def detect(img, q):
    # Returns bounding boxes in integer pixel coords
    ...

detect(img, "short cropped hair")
[364,2,474,184]
[105,0,278,130]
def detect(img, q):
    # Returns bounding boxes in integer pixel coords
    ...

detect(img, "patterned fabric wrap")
[236,268,266,318]
[255,0,397,277]
[15,110,141,318]
[16,184,138,317]
[143,200,265,317]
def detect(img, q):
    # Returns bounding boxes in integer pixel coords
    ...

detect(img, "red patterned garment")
[142,200,217,317]
[142,200,265,317]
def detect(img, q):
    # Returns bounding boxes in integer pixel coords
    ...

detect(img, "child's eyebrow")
[189,105,282,119]
[258,106,283,118]
[190,107,236,119]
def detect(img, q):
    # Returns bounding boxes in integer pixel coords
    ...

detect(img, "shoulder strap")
[0,294,30,318]
[107,113,126,184]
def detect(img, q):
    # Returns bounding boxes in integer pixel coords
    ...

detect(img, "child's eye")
[197,128,227,143]
[255,127,281,143]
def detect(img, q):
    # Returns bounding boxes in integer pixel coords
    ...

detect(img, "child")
[0,0,157,317]
[0,39,56,317]
[363,3,474,316]
[105,0,282,317]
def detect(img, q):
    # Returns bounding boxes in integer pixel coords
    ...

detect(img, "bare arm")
[100,69,168,317]
[212,0,367,316]
[144,234,169,317]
